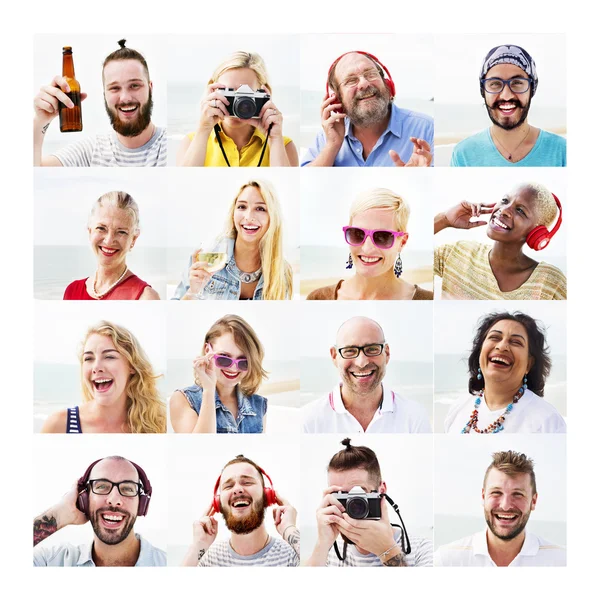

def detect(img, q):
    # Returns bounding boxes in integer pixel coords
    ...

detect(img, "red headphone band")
[212,464,277,513]
[76,457,152,517]
[526,193,563,251]
[326,51,396,98]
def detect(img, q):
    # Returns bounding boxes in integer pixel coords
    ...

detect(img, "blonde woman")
[308,188,433,300]
[176,51,298,167]
[41,321,166,433]
[172,179,293,300]
[170,315,268,433]
[63,190,160,300]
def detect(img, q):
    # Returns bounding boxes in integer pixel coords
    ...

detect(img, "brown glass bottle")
[59,46,83,132]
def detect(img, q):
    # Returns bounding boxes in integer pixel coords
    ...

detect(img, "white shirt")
[302,384,431,433]
[434,529,566,567]
[444,389,566,433]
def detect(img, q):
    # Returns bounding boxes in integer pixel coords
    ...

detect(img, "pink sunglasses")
[343,226,405,249]
[207,343,249,372]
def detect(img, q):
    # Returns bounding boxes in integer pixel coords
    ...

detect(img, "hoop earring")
[393,253,403,277]
[346,253,353,270]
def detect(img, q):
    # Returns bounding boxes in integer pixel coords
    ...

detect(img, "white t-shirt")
[198,537,298,567]
[302,384,431,433]
[434,529,566,567]
[444,389,566,433]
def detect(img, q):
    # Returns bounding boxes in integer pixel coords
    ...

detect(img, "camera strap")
[332,493,411,563]
[213,123,273,167]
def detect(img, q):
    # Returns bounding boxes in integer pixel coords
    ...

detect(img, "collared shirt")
[178,384,267,433]
[301,104,434,167]
[33,534,166,567]
[434,529,566,567]
[301,383,431,433]
[187,129,293,167]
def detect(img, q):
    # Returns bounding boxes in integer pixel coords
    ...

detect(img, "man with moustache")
[33,39,166,167]
[434,451,566,566]
[182,455,299,566]
[451,44,566,167]
[33,456,166,566]
[302,317,431,433]
[307,438,432,566]
[301,51,433,167]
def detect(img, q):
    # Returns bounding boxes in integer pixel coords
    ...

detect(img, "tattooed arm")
[381,546,407,567]
[283,526,300,558]
[272,495,299,559]
[33,512,59,546]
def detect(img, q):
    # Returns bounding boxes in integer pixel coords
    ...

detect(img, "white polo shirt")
[434,529,566,567]
[302,384,431,433]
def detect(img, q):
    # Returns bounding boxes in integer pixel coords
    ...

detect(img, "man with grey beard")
[302,316,431,433]
[302,51,433,167]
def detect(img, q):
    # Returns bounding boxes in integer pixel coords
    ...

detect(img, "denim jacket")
[178,384,267,433]
[172,238,264,300]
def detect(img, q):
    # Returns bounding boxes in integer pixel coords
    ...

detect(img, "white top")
[302,384,431,433]
[434,529,566,567]
[444,389,566,433]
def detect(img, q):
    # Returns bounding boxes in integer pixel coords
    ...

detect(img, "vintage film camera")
[220,85,270,120]
[333,486,382,520]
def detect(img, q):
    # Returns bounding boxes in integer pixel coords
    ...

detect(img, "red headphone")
[212,464,277,513]
[526,193,563,251]
[326,51,396,98]
[76,458,152,517]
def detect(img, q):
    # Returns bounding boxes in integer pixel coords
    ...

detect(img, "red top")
[63,274,152,300]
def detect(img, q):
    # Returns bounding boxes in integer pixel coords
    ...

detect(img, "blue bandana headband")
[479,44,538,97]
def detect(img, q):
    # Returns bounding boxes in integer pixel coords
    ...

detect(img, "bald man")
[302,317,431,433]
[301,51,433,167]
[33,456,166,566]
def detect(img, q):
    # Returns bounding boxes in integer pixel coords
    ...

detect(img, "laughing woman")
[434,182,566,299]
[170,314,268,434]
[41,321,166,433]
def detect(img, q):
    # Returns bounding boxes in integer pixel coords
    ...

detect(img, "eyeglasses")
[213,354,249,372]
[336,344,385,359]
[343,226,405,249]
[88,479,141,497]
[481,77,532,94]
[340,68,382,90]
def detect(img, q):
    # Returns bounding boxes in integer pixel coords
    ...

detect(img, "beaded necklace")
[90,265,129,299]
[461,380,527,434]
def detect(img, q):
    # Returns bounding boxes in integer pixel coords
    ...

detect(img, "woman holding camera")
[176,52,298,167]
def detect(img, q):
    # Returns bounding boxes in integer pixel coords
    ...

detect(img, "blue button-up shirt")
[301,104,434,167]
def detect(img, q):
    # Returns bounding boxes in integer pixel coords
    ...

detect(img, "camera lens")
[345,497,369,520]
[233,96,257,120]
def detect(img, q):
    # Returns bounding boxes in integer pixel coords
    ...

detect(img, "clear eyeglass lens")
[509,78,529,93]
[364,345,383,356]
[343,69,380,88]
[91,480,138,497]
[340,347,359,359]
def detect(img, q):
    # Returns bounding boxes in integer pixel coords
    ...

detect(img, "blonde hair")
[518,182,558,228]
[349,188,410,232]
[209,51,271,93]
[221,180,293,300]
[79,321,166,434]
[203,314,268,397]
[89,190,140,234]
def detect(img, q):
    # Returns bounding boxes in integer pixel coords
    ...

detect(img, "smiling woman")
[444,311,565,434]
[40,321,166,434]
[433,182,566,299]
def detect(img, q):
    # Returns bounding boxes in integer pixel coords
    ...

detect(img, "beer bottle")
[59,46,83,132]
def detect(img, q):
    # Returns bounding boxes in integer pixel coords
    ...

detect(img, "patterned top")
[66,406,82,433]
[434,241,566,300]
[198,537,299,567]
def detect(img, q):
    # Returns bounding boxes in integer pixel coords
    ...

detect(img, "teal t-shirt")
[450,128,566,167]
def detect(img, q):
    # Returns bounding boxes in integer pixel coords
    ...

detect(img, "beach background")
[34,34,168,159]
[34,169,169,300]
[434,435,566,549]
[434,33,566,166]
[300,168,433,298]
[434,301,567,432]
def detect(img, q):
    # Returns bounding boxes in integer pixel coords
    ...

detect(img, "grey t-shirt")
[198,537,299,567]
[52,126,167,167]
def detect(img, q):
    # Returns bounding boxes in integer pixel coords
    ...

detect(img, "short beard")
[341,363,385,395]
[222,495,266,535]
[90,509,136,546]
[485,97,531,131]
[105,89,153,137]
[485,509,530,541]
[345,85,391,128]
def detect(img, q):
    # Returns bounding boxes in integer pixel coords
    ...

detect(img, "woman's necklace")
[461,382,527,434]
[491,125,531,162]
[90,265,129,299]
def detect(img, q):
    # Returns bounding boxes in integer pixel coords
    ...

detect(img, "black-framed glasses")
[481,77,531,94]
[88,479,141,497]
[336,344,385,359]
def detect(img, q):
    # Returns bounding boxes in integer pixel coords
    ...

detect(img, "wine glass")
[194,237,228,300]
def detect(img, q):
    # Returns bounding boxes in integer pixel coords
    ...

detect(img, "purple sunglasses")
[207,343,248,371]
[343,226,405,249]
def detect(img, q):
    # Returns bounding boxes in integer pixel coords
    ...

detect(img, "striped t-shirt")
[198,537,299,567]
[434,240,566,300]
[326,532,433,567]
[52,126,167,167]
